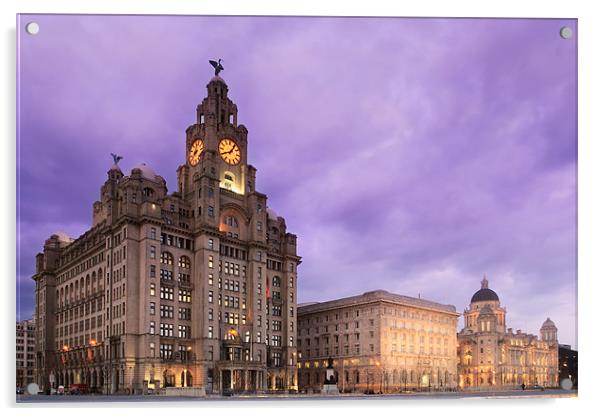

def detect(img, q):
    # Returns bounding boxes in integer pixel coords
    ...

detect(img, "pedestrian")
[521,383,525,391]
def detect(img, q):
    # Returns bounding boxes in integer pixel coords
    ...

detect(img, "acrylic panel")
[16,14,577,401]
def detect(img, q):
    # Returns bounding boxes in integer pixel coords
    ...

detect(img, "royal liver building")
[33,67,301,395]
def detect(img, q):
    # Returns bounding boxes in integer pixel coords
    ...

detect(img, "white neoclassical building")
[457,276,558,390]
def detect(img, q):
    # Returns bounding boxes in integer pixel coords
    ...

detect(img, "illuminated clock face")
[219,138,241,165]
[188,139,204,166]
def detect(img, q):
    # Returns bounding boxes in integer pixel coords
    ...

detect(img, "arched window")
[160,252,174,265]
[178,256,191,269]
[222,215,239,228]
[272,276,281,288]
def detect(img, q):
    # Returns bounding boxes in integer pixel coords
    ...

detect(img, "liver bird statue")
[209,58,224,76]
[111,153,123,165]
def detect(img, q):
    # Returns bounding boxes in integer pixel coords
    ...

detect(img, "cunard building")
[297,290,459,393]
[457,276,558,389]
[32,67,301,395]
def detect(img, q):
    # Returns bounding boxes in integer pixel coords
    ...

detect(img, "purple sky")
[17,15,577,347]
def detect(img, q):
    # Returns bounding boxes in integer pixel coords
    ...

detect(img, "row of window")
[158,286,192,302]
[58,299,103,324]
[267,260,282,271]
[220,261,245,276]
[158,232,193,250]
[220,278,243,292]
[57,269,104,306]
[57,316,103,337]
[150,322,191,339]
[159,252,191,268]
[219,244,248,260]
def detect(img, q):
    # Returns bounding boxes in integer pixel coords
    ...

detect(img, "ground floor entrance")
[219,368,263,393]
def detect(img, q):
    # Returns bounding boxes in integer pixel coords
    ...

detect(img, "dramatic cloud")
[17,15,577,347]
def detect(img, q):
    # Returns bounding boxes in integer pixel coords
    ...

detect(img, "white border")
[2,1,599,415]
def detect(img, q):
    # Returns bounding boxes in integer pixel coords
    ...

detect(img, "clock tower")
[178,75,252,192]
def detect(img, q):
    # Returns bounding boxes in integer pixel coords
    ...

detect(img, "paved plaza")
[16,389,576,404]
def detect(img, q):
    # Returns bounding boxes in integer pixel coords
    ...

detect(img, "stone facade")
[32,74,301,394]
[16,319,36,388]
[297,290,459,393]
[457,277,559,390]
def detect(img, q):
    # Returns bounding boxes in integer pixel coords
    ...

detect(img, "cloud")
[17,15,577,346]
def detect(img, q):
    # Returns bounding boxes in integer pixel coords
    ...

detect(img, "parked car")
[69,384,89,395]
[16,387,24,395]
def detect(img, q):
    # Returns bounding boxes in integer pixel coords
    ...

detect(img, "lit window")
[178,256,191,268]
[160,252,173,265]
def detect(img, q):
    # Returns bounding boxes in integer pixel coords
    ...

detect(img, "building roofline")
[298,289,459,316]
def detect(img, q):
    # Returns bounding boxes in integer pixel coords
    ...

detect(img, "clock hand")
[221,146,235,155]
